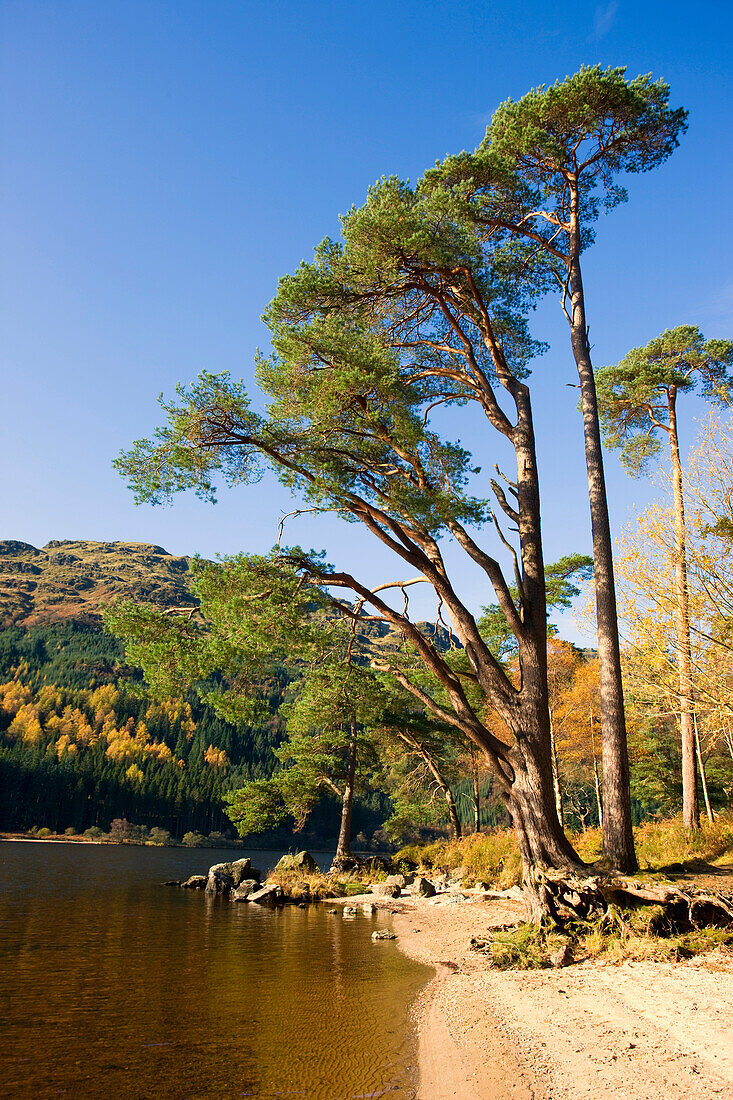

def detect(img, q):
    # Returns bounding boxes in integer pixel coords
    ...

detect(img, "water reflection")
[0,843,430,1099]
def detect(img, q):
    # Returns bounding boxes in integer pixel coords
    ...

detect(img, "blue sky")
[2,0,731,638]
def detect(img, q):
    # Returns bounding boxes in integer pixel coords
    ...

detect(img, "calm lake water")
[0,842,431,1099]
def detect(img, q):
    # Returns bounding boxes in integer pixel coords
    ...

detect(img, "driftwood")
[529,867,733,931]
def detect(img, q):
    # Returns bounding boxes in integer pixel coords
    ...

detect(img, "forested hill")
[0,539,455,842]
[0,539,196,628]
[0,540,272,838]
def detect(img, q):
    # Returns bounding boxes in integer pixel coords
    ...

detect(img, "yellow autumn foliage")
[0,680,32,719]
[8,703,44,744]
[204,743,228,769]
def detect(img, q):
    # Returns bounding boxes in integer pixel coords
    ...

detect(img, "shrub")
[64,826,77,836]
[109,818,132,842]
[182,831,208,847]
[148,827,174,846]
[36,827,52,839]
[83,826,105,839]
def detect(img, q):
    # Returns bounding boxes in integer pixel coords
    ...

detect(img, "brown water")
[0,842,431,1099]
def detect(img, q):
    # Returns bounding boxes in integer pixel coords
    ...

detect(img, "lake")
[0,842,431,1099]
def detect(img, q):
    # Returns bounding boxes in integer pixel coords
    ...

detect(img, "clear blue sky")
[2,0,731,637]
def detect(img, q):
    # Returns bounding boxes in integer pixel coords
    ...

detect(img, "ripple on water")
[0,842,431,1099]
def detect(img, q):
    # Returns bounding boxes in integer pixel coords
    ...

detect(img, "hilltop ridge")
[0,540,459,649]
[0,539,196,627]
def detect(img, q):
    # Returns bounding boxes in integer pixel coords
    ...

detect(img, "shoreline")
[336,891,733,1099]
[391,896,544,1100]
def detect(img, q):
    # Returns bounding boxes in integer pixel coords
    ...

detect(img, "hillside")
[0,540,196,628]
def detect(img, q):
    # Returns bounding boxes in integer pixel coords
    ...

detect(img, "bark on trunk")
[504,718,587,923]
[473,763,481,833]
[590,708,603,831]
[668,391,699,829]
[694,714,714,824]
[446,788,462,840]
[566,187,636,871]
[549,718,564,828]
[335,729,357,860]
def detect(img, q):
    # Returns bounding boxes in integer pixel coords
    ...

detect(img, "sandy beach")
[337,891,733,1099]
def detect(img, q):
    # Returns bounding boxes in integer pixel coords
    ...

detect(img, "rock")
[207,858,260,886]
[248,883,283,906]
[372,929,396,941]
[413,876,436,898]
[343,905,358,916]
[229,857,260,886]
[231,879,260,901]
[384,873,406,889]
[273,851,319,875]
[327,908,338,914]
[551,943,574,969]
[372,882,401,898]
[162,879,181,886]
[361,903,376,915]
[330,855,362,874]
[181,875,207,890]
[205,870,235,894]
[469,936,490,951]
[364,855,393,874]
[501,885,524,900]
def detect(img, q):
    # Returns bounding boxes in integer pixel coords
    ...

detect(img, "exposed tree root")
[528,867,733,932]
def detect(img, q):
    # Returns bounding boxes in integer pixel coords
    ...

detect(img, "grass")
[483,909,733,970]
[396,812,733,891]
[266,868,370,901]
[394,829,523,889]
[400,814,733,970]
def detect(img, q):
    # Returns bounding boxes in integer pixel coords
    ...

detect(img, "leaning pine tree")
[114,173,733,929]
[116,175,594,920]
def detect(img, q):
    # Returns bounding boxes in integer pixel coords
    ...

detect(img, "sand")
[337,891,733,1098]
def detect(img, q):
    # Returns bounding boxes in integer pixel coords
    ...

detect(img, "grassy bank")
[395,813,733,888]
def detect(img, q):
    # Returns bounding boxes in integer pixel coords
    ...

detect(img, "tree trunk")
[335,728,357,860]
[549,717,564,828]
[472,761,481,833]
[504,716,586,923]
[566,188,636,871]
[590,707,604,831]
[446,787,462,840]
[693,713,714,824]
[668,391,699,829]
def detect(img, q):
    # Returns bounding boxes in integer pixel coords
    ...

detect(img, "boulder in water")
[273,851,318,875]
[248,883,284,906]
[205,870,234,894]
[228,857,260,886]
[181,875,207,890]
[232,879,261,902]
